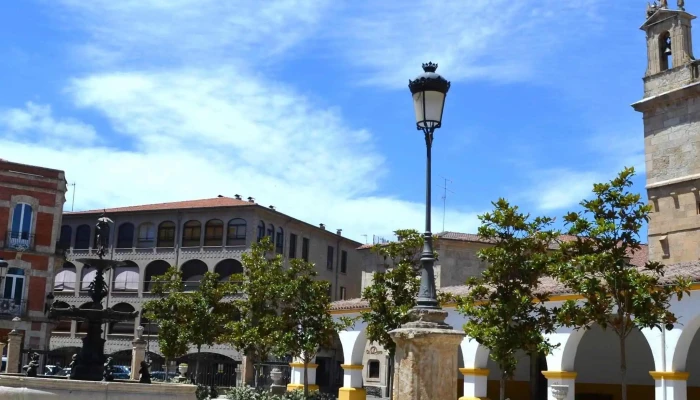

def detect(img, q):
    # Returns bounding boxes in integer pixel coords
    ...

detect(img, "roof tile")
[66,196,253,215]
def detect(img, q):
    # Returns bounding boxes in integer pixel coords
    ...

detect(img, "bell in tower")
[641,4,695,77]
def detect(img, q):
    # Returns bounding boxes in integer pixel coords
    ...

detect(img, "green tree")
[553,167,691,400]
[186,271,230,383]
[142,267,190,381]
[279,258,351,397]
[359,229,423,399]
[222,237,286,386]
[456,199,559,400]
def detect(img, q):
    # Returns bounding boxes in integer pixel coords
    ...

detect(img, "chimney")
[217,194,224,198]
[319,223,326,230]
[234,194,242,200]
[247,197,255,203]
[336,229,342,236]
[269,205,275,210]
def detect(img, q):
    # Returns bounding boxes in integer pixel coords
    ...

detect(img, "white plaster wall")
[574,325,655,385]
[486,350,531,381]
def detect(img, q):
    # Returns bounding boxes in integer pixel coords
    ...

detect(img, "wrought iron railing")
[5,231,34,251]
[0,297,27,318]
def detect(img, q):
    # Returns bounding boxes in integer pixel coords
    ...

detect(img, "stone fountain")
[48,214,139,381]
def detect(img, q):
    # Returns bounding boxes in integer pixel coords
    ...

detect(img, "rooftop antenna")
[69,182,77,212]
[439,177,454,232]
[361,234,368,244]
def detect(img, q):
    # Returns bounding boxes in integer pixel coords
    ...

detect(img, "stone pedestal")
[240,354,255,386]
[130,339,147,380]
[287,362,319,392]
[650,371,690,400]
[339,365,366,400]
[542,371,577,400]
[390,309,464,400]
[6,330,23,374]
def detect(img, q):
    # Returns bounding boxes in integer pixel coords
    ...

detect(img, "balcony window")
[267,223,274,238]
[58,225,72,249]
[204,219,224,246]
[93,225,110,249]
[74,225,91,250]
[81,267,96,291]
[182,220,202,247]
[157,221,175,247]
[340,286,346,300]
[113,262,139,292]
[275,227,284,254]
[257,221,265,242]
[9,203,33,250]
[116,223,135,249]
[341,250,348,274]
[227,219,246,246]
[289,234,298,259]
[302,238,310,262]
[3,268,24,305]
[327,246,334,270]
[54,262,77,292]
[137,223,156,247]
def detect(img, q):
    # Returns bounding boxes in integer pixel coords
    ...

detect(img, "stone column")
[390,309,464,400]
[287,362,319,392]
[339,364,366,400]
[240,353,255,386]
[6,330,23,374]
[650,371,689,400]
[542,371,577,400]
[130,330,147,380]
[459,368,489,400]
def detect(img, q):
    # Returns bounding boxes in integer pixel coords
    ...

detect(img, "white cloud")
[324,0,604,88]
[0,102,97,144]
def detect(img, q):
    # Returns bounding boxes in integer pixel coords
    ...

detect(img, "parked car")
[44,365,64,376]
[150,371,179,382]
[112,365,131,379]
[56,367,70,377]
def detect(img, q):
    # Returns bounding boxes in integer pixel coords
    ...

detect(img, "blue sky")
[0,0,669,242]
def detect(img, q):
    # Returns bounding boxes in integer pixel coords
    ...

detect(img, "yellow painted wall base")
[338,387,366,400]
[287,384,320,392]
[458,397,490,400]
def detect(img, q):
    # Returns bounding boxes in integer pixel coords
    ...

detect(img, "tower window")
[368,360,380,379]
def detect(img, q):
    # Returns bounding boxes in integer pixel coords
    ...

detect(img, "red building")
[0,159,67,357]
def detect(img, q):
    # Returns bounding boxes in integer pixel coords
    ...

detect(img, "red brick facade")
[0,159,67,356]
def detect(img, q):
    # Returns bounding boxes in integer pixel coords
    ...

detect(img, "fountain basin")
[0,375,195,400]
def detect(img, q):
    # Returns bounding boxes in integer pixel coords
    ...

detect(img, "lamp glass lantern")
[409,62,451,132]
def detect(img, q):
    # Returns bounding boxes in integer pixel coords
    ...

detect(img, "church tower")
[632,3,699,263]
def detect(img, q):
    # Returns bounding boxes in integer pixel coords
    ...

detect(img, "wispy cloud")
[325,0,604,88]
[0,102,97,144]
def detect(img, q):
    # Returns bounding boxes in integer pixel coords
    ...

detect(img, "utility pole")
[69,183,76,211]
[439,177,454,232]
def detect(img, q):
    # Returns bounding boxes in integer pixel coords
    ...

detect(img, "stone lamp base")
[390,309,465,400]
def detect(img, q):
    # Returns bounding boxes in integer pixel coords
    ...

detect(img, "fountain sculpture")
[48,214,139,381]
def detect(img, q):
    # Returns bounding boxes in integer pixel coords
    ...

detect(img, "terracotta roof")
[66,196,253,215]
[332,244,661,311]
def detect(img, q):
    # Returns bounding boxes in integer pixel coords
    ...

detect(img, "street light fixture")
[408,62,450,310]
[0,258,8,278]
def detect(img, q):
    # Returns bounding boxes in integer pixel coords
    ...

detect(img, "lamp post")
[408,62,450,310]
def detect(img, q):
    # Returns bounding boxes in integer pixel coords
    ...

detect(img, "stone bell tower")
[632,3,700,263]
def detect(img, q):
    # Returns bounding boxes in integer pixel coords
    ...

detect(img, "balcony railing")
[0,297,26,318]
[5,231,34,251]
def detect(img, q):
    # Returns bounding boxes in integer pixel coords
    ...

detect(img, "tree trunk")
[500,372,506,400]
[529,353,538,400]
[303,361,309,398]
[620,335,628,400]
[164,358,169,382]
[196,345,201,385]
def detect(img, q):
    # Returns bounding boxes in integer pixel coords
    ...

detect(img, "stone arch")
[182,220,202,247]
[109,302,137,335]
[214,259,243,281]
[181,259,207,291]
[338,320,367,366]
[113,260,139,292]
[54,262,77,292]
[669,316,700,372]
[75,224,91,249]
[144,260,171,291]
[116,222,135,249]
[52,301,72,332]
[204,219,224,246]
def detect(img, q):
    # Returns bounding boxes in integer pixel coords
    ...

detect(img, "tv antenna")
[439,177,454,232]
[69,182,77,212]
[361,234,368,244]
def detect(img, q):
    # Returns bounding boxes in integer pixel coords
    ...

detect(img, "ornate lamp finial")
[422,62,438,73]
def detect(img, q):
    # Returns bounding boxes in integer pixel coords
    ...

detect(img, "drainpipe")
[334,231,341,300]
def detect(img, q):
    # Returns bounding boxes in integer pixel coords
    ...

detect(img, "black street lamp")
[408,62,450,311]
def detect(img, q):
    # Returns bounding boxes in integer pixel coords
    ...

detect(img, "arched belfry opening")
[660,31,673,71]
